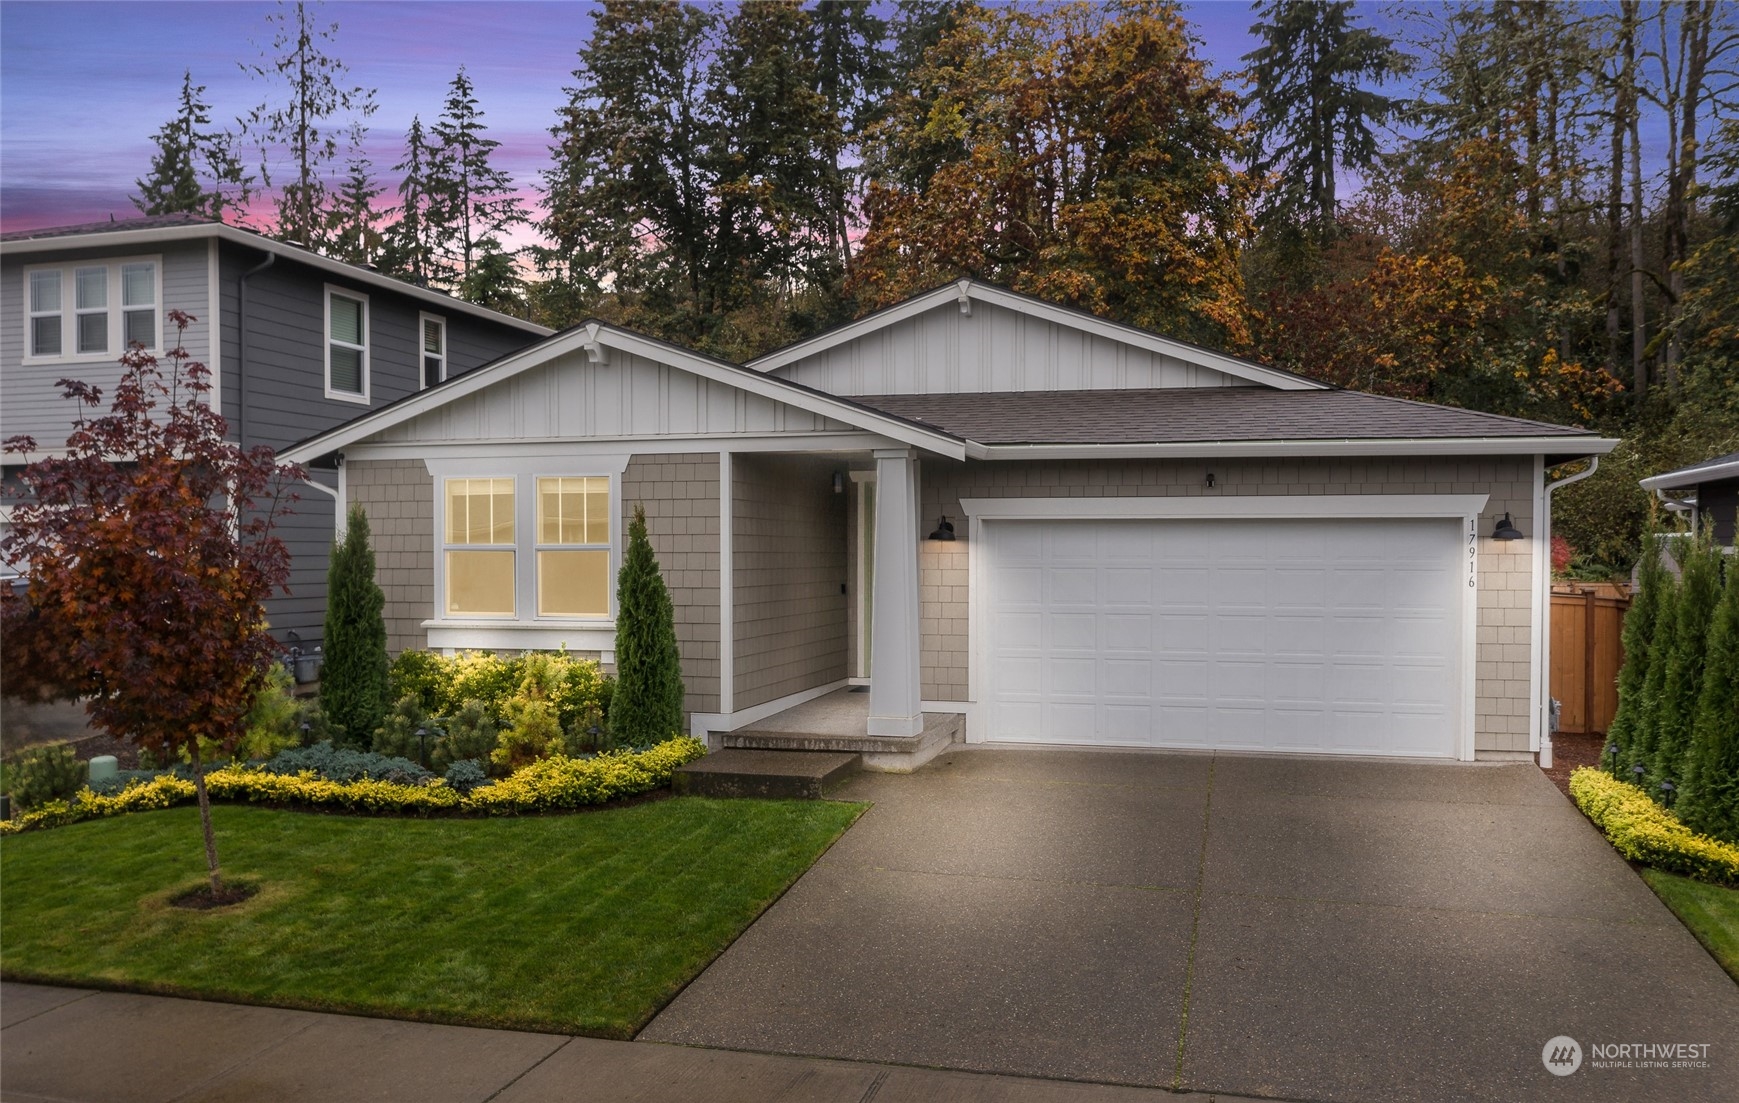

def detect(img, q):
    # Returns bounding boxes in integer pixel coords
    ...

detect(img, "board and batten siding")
[732,454,849,710]
[372,347,860,444]
[917,456,1539,756]
[1,241,212,446]
[768,298,1257,396]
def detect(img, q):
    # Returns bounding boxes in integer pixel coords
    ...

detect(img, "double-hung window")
[536,477,611,616]
[325,286,369,402]
[444,478,516,616]
[420,313,447,388]
[440,474,615,621]
[24,258,160,361]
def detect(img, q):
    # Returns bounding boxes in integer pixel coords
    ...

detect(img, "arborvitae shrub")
[321,506,389,747]
[608,506,684,748]
[1678,559,1739,844]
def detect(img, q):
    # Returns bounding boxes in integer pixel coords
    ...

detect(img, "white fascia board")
[590,327,967,459]
[745,278,1325,392]
[343,432,896,462]
[1640,457,1739,491]
[965,436,1620,461]
[960,494,1490,521]
[280,324,966,466]
[1,224,552,337]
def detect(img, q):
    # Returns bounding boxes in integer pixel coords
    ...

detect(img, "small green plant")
[292,699,332,746]
[236,663,303,761]
[442,758,489,795]
[4,743,88,810]
[492,694,562,772]
[373,694,435,766]
[431,699,499,774]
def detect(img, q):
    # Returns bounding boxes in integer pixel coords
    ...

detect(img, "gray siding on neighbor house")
[2,240,214,447]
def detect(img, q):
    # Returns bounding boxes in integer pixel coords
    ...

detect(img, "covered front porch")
[692,445,964,770]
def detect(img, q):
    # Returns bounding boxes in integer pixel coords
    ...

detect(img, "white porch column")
[868,448,924,737]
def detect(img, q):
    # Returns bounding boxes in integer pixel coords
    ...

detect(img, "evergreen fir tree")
[326,154,384,266]
[1621,557,1681,785]
[1242,0,1409,243]
[382,116,442,286]
[429,67,526,293]
[1677,558,1739,843]
[608,506,684,748]
[1604,534,1664,774]
[1649,531,1724,800]
[134,70,252,222]
[320,506,389,747]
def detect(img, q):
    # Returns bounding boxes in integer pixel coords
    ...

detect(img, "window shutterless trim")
[418,311,448,390]
[323,283,371,404]
[20,255,163,364]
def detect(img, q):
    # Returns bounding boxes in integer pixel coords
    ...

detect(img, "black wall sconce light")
[1490,512,1524,541]
[832,470,846,494]
[927,515,957,541]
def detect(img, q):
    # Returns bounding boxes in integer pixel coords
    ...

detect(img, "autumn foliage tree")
[0,313,301,897]
[854,0,1254,349]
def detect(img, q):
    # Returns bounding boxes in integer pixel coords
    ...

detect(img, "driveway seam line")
[164,1014,321,1103]
[1198,887,1666,928]
[480,1035,575,1102]
[0,988,100,1031]
[1172,752,1216,1091]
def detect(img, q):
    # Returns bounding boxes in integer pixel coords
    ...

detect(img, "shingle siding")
[732,455,850,710]
[623,453,722,716]
[918,456,1539,755]
[346,459,436,656]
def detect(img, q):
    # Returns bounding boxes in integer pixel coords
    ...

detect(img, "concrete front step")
[673,749,861,800]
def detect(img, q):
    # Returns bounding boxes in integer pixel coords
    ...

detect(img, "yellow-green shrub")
[1570,767,1739,886]
[0,738,708,834]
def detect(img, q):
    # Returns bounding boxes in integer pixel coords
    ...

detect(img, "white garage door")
[981,518,1463,757]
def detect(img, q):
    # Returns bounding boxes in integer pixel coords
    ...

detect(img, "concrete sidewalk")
[0,983,1258,1103]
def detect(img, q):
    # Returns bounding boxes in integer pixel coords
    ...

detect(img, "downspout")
[1539,455,1601,769]
[236,250,276,448]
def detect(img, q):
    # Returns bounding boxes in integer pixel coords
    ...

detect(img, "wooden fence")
[1550,582,1631,736]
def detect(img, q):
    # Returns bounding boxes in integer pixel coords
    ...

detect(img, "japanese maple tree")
[1,312,301,896]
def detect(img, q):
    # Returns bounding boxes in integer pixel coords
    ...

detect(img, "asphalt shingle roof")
[0,212,214,242]
[852,388,1598,445]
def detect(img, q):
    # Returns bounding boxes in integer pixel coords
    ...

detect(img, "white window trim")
[21,255,163,365]
[418,311,448,389]
[959,494,1490,763]
[424,455,631,643]
[323,284,371,404]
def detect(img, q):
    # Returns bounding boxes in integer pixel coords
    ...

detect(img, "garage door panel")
[983,517,1461,758]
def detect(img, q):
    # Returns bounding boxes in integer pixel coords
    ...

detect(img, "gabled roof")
[1640,451,1739,492]
[746,278,1328,392]
[0,215,552,337]
[277,320,968,466]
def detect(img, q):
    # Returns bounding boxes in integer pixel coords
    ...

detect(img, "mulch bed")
[169,882,259,910]
[1540,731,1605,798]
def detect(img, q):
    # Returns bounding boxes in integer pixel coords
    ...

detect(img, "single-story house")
[1641,451,1739,548]
[281,280,1617,768]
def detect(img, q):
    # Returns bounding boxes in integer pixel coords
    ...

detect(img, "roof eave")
[0,223,553,337]
[1640,458,1739,491]
[963,436,1619,461]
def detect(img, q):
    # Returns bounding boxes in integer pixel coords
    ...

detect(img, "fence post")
[1583,588,1597,738]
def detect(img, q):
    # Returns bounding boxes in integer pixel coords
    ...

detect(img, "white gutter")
[1640,456,1739,491]
[299,474,343,541]
[1537,455,1602,769]
[967,436,1620,461]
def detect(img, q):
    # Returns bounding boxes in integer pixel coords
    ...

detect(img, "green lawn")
[1640,868,1739,983]
[0,797,864,1036]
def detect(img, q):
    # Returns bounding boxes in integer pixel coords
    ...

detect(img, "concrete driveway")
[642,747,1739,1103]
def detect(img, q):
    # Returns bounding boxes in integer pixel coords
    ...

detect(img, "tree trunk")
[1624,0,1648,402]
[1664,0,1711,393]
[190,739,223,894]
[1606,64,1624,375]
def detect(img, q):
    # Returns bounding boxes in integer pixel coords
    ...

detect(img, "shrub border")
[0,738,707,835]
[1569,766,1739,887]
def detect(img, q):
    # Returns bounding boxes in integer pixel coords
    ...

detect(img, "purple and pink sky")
[1,1,1625,241]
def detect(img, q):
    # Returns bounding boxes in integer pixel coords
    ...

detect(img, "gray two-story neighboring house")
[1,213,550,649]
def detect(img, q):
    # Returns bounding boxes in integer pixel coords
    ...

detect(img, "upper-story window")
[325,285,370,403]
[23,258,160,361]
[420,313,447,389]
